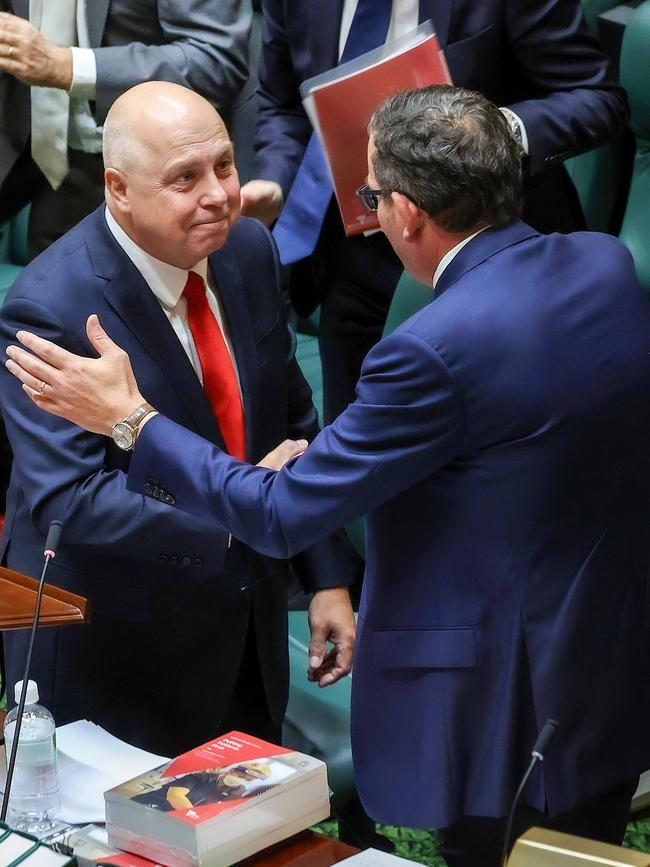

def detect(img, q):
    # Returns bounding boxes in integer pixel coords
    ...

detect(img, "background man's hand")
[307,587,356,687]
[240,179,284,226]
[257,438,308,470]
[0,13,72,89]
[5,314,144,434]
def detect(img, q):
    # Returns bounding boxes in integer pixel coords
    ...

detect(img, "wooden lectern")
[0,565,91,631]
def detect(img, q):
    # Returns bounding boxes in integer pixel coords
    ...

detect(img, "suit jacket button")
[182,556,191,567]
[169,555,178,565]
[160,554,168,564]
[192,558,203,568]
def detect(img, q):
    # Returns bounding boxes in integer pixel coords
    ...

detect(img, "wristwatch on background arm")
[499,106,528,156]
[111,402,157,452]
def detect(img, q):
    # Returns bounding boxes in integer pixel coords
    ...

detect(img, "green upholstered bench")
[618,1,650,292]
[0,208,30,305]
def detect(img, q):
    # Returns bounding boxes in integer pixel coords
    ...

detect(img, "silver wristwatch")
[111,402,156,452]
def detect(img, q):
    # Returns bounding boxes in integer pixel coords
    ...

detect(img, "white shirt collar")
[432,226,489,290]
[104,206,208,307]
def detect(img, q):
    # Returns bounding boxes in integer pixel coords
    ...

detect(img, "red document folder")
[307,27,451,235]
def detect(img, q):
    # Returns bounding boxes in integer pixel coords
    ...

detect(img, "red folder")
[308,29,451,235]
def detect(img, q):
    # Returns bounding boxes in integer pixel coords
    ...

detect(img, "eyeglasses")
[356,184,419,213]
[356,184,390,212]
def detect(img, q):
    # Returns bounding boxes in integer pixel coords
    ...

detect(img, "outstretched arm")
[6,314,464,559]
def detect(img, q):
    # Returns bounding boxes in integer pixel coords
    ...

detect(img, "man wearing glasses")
[240,0,627,429]
[7,85,650,867]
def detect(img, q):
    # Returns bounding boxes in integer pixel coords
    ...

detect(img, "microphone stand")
[500,718,559,867]
[0,521,63,823]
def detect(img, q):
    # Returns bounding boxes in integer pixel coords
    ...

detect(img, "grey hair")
[368,85,522,231]
[102,107,147,174]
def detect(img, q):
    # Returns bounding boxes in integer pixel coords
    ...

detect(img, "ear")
[391,192,425,240]
[104,168,130,214]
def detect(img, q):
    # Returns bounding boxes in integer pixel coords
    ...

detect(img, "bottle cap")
[14,679,39,705]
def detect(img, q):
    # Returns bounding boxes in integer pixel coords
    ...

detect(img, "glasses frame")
[356,184,420,214]
[356,184,391,213]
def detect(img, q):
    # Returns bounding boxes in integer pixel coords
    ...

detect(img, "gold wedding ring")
[39,380,47,396]
[8,45,14,58]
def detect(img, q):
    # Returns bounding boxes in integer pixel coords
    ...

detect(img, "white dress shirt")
[66,0,102,154]
[432,227,488,289]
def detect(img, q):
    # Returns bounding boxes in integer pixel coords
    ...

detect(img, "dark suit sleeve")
[503,0,628,175]
[0,295,229,562]
[92,0,252,122]
[253,0,313,194]
[129,329,465,558]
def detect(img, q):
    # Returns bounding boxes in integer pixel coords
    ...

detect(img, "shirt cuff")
[499,106,529,157]
[70,47,97,98]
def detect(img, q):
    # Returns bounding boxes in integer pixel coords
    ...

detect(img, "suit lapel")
[87,0,110,48]
[309,0,343,73]
[435,221,540,298]
[418,0,453,50]
[85,212,226,446]
[209,247,258,462]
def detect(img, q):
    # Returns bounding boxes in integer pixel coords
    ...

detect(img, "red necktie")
[183,271,246,460]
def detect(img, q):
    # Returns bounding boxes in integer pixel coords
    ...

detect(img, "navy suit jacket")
[255,0,627,230]
[0,208,349,756]
[129,223,650,825]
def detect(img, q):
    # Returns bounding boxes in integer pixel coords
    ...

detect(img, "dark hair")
[368,85,522,231]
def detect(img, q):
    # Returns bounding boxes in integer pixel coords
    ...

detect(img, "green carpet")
[314,817,650,865]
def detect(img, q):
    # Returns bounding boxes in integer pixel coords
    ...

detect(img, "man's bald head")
[103,82,226,174]
[102,81,241,269]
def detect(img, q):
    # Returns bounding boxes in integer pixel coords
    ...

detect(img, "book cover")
[105,731,329,867]
[304,23,451,236]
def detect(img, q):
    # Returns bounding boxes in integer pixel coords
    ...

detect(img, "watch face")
[112,422,135,451]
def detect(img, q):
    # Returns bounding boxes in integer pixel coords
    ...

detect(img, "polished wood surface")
[0,564,91,630]
[245,831,358,867]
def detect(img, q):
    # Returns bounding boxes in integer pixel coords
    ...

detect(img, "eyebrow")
[166,141,234,176]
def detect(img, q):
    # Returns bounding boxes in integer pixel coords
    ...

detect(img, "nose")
[200,172,229,208]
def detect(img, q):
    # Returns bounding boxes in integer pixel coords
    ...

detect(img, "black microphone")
[43,520,63,559]
[500,719,559,867]
[531,719,559,761]
[0,520,64,823]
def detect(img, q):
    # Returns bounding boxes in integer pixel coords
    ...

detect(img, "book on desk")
[104,731,330,867]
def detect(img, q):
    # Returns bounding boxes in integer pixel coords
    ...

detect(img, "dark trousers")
[27,149,105,259]
[440,777,638,867]
[307,203,403,424]
[217,617,281,746]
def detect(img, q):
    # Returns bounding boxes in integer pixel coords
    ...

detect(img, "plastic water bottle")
[3,680,60,833]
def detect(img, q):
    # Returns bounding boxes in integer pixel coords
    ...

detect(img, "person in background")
[13,85,650,867]
[0,81,355,759]
[241,0,628,424]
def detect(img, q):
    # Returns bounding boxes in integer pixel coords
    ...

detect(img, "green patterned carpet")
[315,817,650,866]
